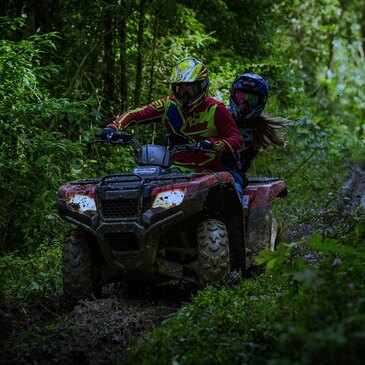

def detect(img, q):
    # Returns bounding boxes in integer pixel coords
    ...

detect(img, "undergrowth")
[126,217,365,365]
[0,243,62,305]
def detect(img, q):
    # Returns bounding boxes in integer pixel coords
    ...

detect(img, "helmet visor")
[172,82,201,99]
[231,90,259,108]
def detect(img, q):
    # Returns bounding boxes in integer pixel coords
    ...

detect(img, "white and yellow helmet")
[170,58,209,111]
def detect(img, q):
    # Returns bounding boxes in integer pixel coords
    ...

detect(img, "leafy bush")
[126,218,365,365]
[0,18,91,251]
[252,107,358,232]
[0,243,62,305]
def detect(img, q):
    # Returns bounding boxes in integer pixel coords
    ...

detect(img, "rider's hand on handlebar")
[197,139,215,152]
[101,127,116,141]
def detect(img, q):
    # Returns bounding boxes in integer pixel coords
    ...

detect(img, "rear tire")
[62,228,98,306]
[197,219,230,286]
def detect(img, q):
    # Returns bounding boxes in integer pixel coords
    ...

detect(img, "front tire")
[62,228,97,305]
[197,219,230,286]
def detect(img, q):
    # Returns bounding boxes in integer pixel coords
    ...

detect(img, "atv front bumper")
[59,189,208,274]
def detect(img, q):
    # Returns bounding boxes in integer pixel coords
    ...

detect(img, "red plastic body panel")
[242,180,286,213]
[151,171,235,196]
[58,183,97,200]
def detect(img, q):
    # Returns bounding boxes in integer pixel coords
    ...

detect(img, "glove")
[101,127,116,141]
[198,139,214,151]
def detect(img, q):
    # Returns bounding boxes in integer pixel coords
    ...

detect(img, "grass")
[126,222,365,365]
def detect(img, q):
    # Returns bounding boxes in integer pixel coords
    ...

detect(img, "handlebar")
[95,131,215,153]
[171,142,215,154]
[95,131,141,148]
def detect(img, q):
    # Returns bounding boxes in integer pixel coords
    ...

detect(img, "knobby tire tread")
[197,219,230,286]
[62,228,94,305]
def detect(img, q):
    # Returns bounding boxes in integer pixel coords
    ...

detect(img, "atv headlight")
[67,194,97,214]
[152,189,185,209]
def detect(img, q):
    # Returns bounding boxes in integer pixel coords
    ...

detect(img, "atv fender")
[243,179,287,212]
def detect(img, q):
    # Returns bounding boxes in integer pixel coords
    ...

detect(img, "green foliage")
[0,20,57,105]
[0,243,62,305]
[0,18,91,251]
[127,277,288,365]
[0,4,364,363]
[253,103,359,230]
[127,219,365,365]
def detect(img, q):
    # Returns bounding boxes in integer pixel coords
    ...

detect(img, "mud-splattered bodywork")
[58,166,286,285]
[243,178,287,266]
[243,178,287,213]
[57,169,247,285]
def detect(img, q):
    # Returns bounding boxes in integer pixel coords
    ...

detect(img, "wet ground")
[0,282,194,365]
[1,163,365,365]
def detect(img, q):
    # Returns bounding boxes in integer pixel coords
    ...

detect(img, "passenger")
[222,73,288,190]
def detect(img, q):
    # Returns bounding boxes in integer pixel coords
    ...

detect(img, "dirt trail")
[1,282,193,365]
[1,163,365,365]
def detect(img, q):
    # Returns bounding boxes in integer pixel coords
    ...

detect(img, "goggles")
[231,90,259,108]
[173,82,201,99]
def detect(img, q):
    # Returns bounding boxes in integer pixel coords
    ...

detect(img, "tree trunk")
[148,0,158,104]
[119,0,128,113]
[103,0,115,119]
[134,0,146,108]
[149,0,159,143]
[357,1,365,65]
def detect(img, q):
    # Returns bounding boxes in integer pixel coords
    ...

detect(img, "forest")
[1,0,365,364]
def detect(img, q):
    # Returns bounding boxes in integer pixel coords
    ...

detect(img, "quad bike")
[57,132,287,304]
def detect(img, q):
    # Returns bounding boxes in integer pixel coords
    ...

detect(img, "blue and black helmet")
[229,73,269,122]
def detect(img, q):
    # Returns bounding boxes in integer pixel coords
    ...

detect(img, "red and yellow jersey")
[108,96,244,172]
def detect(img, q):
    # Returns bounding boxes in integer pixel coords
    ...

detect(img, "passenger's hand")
[101,127,116,141]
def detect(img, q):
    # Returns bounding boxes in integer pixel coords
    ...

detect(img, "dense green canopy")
[1,0,364,250]
[0,0,364,354]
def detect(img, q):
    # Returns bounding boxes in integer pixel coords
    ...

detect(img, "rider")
[101,57,243,173]
[222,73,288,187]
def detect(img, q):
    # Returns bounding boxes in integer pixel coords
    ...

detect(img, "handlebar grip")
[114,131,133,141]
[94,130,135,145]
